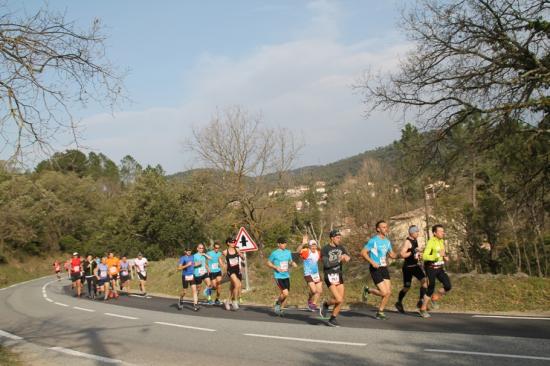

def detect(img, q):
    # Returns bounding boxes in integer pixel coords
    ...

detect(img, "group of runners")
[54,252,149,301]
[56,221,452,327]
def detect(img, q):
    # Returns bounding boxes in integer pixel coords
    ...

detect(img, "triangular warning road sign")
[235,227,258,252]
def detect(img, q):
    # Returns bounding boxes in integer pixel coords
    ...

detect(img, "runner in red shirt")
[70,252,83,297]
[53,260,62,281]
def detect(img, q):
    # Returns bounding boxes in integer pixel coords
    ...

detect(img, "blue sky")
[10,1,410,173]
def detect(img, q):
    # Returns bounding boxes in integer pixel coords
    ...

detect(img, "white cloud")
[82,2,412,173]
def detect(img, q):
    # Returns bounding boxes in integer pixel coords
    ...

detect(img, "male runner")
[267,237,297,316]
[70,252,82,297]
[119,256,131,293]
[106,252,120,299]
[83,255,97,299]
[419,224,452,318]
[177,247,195,310]
[395,225,427,313]
[134,253,148,296]
[320,229,350,327]
[192,244,210,311]
[53,260,61,281]
[206,243,224,305]
[361,220,398,320]
[296,235,323,311]
[222,238,244,311]
[94,256,110,301]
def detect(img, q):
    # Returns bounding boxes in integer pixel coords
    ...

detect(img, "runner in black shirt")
[319,229,350,327]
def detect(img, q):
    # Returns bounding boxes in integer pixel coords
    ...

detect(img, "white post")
[244,252,250,291]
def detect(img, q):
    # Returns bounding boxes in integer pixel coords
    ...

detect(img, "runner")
[106,252,120,299]
[64,257,71,280]
[320,229,350,327]
[134,253,148,296]
[419,224,452,318]
[177,247,195,310]
[53,260,61,281]
[296,235,322,311]
[83,255,97,299]
[191,244,210,311]
[267,237,297,316]
[119,255,131,294]
[94,256,110,301]
[70,252,82,297]
[395,225,427,313]
[206,242,224,305]
[222,237,244,311]
[361,220,398,320]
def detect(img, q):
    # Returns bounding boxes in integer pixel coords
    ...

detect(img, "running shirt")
[97,263,109,279]
[206,250,222,273]
[134,257,148,275]
[193,253,208,277]
[226,249,241,273]
[403,237,420,266]
[119,261,130,277]
[70,258,81,274]
[364,235,392,267]
[423,237,445,266]
[300,249,320,276]
[83,260,96,277]
[53,261,61,272]
[179,255,194,279]
[321,244,349,274]
[269,249,293,280]
[106,257,120,276]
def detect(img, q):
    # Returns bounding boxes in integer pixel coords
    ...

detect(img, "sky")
[10,0,411,173]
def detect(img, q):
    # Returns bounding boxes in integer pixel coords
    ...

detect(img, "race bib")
[328,273,340,284]
[279,261,289,272]
[435,260,445,266]
[229,257,239,267]
[73,265,80,272]
[185,275,194,281]
[211,263,219,270]
[380,257,387,266]
[198,267,207,276]
[109,266,117,274]
[121,270,128,276]
[100,271,107,278]
[311,273,320,282]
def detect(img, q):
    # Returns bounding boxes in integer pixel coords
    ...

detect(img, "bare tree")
[0,5,124,162]
[360,0,549,143]
[188,105,303,252]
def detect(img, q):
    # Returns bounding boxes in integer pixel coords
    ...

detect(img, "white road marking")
[424,349,550,361]
[73,306,95,312]
[49,347,124,364]
[473,315,550,321]
[0,330,23,340]
[104,313,138,320]
[46,298,54,303]
[244,333,366,347]
[54,302,69,307]
[154,321,216,332]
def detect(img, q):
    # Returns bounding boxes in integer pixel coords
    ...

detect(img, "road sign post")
[234,227,258,292]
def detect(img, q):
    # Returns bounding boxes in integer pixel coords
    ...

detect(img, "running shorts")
[402,265,425,287]
[369,266,390,285]
[137,272,147,281]
[228,270,242,281]
[193,273,208,285]
[120,275,131,283]
[209,271,222,280]
[324,271,344,287]
[182,275,195,289]
[275,278,290,290]
[304,273,322,284]
[70,273,81,282]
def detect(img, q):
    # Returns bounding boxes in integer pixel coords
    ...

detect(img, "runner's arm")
[400,239,412,258]
[361,247,379,268]
[266,260,279,272]
[422,239,438,261]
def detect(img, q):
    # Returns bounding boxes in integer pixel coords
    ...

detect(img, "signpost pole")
[243,252,250,291]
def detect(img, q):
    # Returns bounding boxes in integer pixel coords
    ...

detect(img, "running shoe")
[232,301,239,311]
[418,309,431,318]
[307,302,318,312]
[319,301,329,319]
[274,302,281,315]
[362,285,370,302]
[207,299,214,305]
[375,311,388,320]
[416,299,423,309]
[431,300,440,310]
[193,304,200,311]
[214,299,221,305]
[395,302,405,313]
[327,318,340,327]
[224,300,231,311]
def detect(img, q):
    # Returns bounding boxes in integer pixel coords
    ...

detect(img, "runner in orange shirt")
[106,252,120,299]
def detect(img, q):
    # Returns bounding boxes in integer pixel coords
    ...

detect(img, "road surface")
[0,276,549,365]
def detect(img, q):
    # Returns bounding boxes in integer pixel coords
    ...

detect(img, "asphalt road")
[1,276,549,366]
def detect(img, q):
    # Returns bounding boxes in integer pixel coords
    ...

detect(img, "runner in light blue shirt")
[267,237,297,315]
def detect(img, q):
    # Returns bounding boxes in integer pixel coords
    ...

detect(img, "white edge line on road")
[0,330,23,340]
[244,333,366,347]
[424,349,550,361]
[54,302,69,307]
[154,321,216,332]
[104,313,138,320]
[73,306,95,312]
[46,298,54,303]
[473,315,550,320]
[49,347,124,364]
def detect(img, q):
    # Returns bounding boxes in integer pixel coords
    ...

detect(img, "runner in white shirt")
[134,253,148,296]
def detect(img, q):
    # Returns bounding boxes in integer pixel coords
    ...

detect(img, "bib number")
[380,257,387,266]
[185,275,194,281]
[435,260,445,266]
[279,261,289,272]
[311,273,320,282]
[198,267,206,276]
[229,257,239,267]
[121,270,128,276]
[73,265,80,272]
[328,273,340,285]
[211,263,219,270]
[109,267,117,274]
[100,271,107,279]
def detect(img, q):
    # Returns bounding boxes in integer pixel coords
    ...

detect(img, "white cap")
[72,252,78,256]
[308,239,318,246]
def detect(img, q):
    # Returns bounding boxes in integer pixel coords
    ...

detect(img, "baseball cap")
[308,239,318,246]
[408,225,420,234]
[329,229,341,238]
[72,252,78,256]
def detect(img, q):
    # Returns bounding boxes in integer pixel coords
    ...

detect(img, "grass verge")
[0,345,22,366]
[0,255,62,289]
